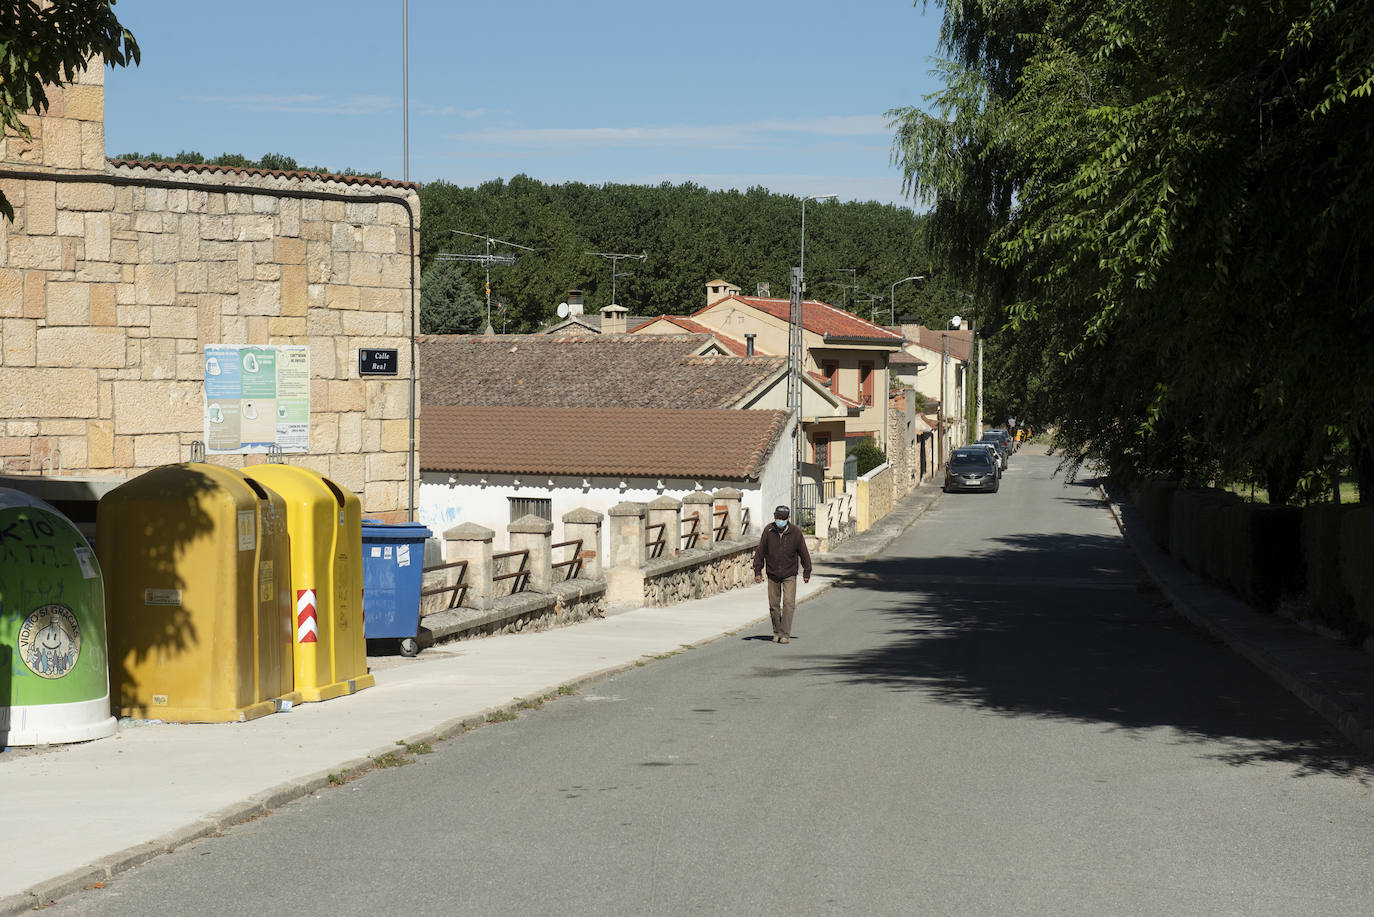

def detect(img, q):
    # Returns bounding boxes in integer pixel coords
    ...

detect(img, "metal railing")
[681,512,703,550]
[798,481,820,529]
[492,548,530,595]
[419,559,470,610]
[646,522,667,558]
[713,507,729,542]
[552,538,583,580]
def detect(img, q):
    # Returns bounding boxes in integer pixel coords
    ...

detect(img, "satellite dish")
[557,302,570,318]
[951,315,963,329]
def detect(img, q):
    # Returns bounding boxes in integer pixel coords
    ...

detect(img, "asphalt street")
[46,452,1374,917]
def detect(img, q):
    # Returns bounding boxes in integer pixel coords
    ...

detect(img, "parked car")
[944,447,1000,493]
[971,442,1003,476]
[987,428,1016,454]
[978,432,1010,469]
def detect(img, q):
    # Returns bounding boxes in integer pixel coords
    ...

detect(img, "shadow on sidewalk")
[806,530,1372,780]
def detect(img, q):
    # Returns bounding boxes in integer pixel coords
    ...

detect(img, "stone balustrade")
[423,499,763,642]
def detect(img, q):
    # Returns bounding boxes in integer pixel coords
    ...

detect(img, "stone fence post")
[713,487,742,542]
[681,492,713,551]
[646,495,682,558]
[509,514,553,593]
[561,508,603,581]
[606,501,646,605]
[444,522,494,611]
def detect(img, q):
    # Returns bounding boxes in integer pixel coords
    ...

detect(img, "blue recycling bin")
[361,520,432,656]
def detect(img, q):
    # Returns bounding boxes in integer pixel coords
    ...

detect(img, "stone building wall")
[0,63,420,518]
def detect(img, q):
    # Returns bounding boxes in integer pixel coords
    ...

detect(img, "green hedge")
[1303,504,1358,635]
[1170,488,1239,579]
[1340,508,1374,632]
[1140,480,1181,551]
[1223,503,1303,611]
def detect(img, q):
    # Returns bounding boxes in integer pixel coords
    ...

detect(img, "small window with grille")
[509,496,552,523]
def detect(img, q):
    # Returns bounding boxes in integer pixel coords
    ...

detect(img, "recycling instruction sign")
[203,345,310,454]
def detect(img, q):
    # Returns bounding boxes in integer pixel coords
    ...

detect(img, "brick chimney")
[566,290,585,317]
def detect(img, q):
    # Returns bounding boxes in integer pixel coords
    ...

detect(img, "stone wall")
[0,66,419,518]
[643,539,757,607]
[856,463,894,532]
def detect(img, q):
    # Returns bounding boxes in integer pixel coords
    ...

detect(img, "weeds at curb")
[372,751,410,768]
[486,711,518,723]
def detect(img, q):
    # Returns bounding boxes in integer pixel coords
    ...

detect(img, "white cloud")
[442,114,890,152]
[182,93,395,116]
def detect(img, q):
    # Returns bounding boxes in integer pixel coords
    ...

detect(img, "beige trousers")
[767,575,798,637]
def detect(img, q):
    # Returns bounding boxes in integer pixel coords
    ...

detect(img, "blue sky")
[105,1,945,209]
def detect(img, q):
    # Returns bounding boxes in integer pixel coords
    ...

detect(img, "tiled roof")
[419,334,784,409]
[421,406,790,479]
[889,350,926,366]
[541,312,652,334]
[698,296,904,345]
[628,316,751,356]
[908,325,974,362]
[108,159,419,191]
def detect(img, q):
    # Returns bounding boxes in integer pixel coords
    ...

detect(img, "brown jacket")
[753,522,812,582]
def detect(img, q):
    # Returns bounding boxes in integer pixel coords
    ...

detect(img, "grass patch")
[486,710,518,723]
[405,742,433,755]
[372,751,410,769]
[556,685,576,696]
[327,773,345,786]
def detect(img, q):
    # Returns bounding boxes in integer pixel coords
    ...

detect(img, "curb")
[1098,485,1374,761]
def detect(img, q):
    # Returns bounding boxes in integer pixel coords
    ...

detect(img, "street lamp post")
[794,193,837,514]
[889,275,925,325]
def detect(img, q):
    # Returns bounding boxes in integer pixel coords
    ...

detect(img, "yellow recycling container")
[242,464,375,702]
[97,463,301,722]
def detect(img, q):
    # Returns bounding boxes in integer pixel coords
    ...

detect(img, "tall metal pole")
[889,275,924,325]
[796,194,835,513]
[402,0,415,521]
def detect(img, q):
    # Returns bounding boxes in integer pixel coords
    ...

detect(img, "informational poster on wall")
[203,345,310,454]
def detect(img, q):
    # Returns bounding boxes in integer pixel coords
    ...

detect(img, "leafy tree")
[0,0,139,218]
[420,258,484,334]
[847,439,887,476]
[890,0,1374,504]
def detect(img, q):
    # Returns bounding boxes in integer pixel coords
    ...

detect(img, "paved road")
[48,453,1374,916]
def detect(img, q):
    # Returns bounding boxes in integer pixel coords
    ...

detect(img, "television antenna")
[436,230,538,328]
[585,250,647,307]
[831,268,858,309]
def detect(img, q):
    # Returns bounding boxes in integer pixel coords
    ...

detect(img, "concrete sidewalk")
[1102,483,1374,760]
[0,480,943,914]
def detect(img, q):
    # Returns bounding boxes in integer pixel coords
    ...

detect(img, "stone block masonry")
[0,67,420,519]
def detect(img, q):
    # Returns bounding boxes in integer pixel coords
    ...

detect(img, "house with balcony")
[634,281,905,482]
[899,324,973,464]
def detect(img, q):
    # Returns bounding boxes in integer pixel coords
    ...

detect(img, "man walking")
[753,505,812,644]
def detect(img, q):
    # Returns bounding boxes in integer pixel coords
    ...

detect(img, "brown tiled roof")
[541,312,652,333]
[889,350,926,366]
[910,326,973,362]
[421,406,790,479]
[697,295,904,345]
[419,334,784,408]
[107,159,420,191]
[628,315,751,356]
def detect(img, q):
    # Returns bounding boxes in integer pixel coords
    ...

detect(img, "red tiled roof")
[889,350,926,366]
[628,316,751,356]
[697,296,904,345]
[108,159,419,191]
[421,406,790,480]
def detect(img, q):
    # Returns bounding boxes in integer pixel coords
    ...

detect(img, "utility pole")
[435,230,537,329]
[585,250,647,306]
[788,267,805,513]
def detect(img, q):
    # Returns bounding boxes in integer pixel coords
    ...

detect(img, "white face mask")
[774,519,788,530]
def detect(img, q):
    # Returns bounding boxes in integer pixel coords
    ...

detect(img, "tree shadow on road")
[809,532,1373,780]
